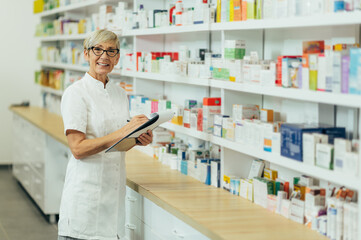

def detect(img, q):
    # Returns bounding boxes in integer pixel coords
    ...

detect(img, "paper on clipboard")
[105,111,174,153]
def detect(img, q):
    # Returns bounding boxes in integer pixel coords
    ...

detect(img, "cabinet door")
[43,135,69,214]
[126,187,144,220]
[125,214,144,240]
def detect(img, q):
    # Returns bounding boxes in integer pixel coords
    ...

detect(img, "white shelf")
[160,122,210,141]
[122,71,210,86]
[211,136,360,190]
[38,33,89,41]
[40,62,122,75]
[39,85,64,96]
[211,12,361,31]
[210,79,361,108]
[37,0,114,17]
[41,62,89,72]
[123,24,209,36]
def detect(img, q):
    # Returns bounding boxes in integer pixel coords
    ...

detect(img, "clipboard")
[105,111,174,153]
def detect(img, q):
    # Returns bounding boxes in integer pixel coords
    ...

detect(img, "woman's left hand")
[136,130,153,146]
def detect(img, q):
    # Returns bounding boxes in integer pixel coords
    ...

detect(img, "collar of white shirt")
[85,72,110,89]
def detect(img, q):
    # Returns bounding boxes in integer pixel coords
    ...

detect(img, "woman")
[58,29,153,240]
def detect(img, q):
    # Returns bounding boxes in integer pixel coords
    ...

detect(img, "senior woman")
[58,29,152,240]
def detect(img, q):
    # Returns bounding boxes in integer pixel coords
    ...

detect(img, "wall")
[0,0,41,164]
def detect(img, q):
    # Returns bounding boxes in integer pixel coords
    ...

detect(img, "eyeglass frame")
[87,46,120,57]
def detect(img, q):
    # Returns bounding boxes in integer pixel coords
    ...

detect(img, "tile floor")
[0,166,58,240]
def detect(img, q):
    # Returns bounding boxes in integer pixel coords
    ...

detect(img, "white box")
[316,143,334,169]
[345,152,359,176]
[303,133,329,165]
[334,138,352,172]
[272,132,281,155]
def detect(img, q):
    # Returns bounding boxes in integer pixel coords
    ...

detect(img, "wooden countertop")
[10,106,327,240]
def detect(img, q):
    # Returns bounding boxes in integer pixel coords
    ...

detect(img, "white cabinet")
[12,114,69,222]
[125,187,209,240]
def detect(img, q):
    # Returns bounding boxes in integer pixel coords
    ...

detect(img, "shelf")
[122,71,210,86]
[39,85,64,96]
[211,136,360,190]
[160,122,210,141]
[40,62,122,75]
[210,79,361,108]
[41,62,89,72]
[38,33,89,41]
[36,0,119,18]
[123,24,209,36]
[211,12,361,31]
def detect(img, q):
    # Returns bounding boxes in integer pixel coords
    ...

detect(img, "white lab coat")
[58,73,129,240]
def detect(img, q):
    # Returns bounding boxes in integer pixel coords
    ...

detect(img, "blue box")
[322,127,346,144]
[181,160,188,175]
[281,124,323,161]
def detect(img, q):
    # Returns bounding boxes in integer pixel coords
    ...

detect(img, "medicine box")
[224,40,246,60]
[211,160,221,188]
[316,143,334,170]
[334,138,351,172]
[261,109,274,122]
[233,104,260,122]
[264,168,278,181]
[349,48,361,95]
[281,124,323,162]
[322,126,346,144]
[302,133,329,166]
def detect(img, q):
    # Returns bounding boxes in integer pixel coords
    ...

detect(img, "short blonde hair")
[83,29,120,50]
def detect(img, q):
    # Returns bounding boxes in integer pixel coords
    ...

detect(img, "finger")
[137,137,147,146]
[147,130,153,137]
[139,135,150,143]
[141,132,152,141]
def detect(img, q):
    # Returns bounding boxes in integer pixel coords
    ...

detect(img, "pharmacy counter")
[10,106,327,240]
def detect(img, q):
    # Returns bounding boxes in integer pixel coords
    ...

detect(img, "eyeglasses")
[88,46,120,57]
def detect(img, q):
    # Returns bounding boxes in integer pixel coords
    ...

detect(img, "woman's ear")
[84,49,89,62]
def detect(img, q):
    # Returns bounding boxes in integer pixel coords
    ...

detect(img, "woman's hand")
[136,130,153,146]
[126,114,149,132]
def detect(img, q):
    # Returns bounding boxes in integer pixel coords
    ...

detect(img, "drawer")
[12,163,23,181]
[31,172,45,210]
[143,221,163,240]
[126,187,144,220]
[21,164,32,193]
[31,161,45,178]
[125,214,143,240]
[143,198,174,240]
[172,217,210,240]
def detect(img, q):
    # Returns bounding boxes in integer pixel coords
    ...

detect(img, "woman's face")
[84,41,120,78]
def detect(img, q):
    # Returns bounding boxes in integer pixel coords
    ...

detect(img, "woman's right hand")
[126,114,149,133]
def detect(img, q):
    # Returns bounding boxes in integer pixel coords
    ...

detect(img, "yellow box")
[171,116,183,126]
[33,0,44,14]
[263,168,278,180]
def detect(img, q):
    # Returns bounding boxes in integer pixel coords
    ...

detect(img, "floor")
[0,166,58,240]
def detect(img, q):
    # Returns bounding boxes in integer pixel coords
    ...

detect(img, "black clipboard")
[105,111,174,153]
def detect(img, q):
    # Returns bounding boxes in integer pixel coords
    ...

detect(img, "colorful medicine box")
[281,124,323,162]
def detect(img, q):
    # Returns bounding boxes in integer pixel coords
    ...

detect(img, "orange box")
[261,109,274,122]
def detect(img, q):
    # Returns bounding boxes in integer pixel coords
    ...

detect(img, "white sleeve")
[61,86,87,135]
